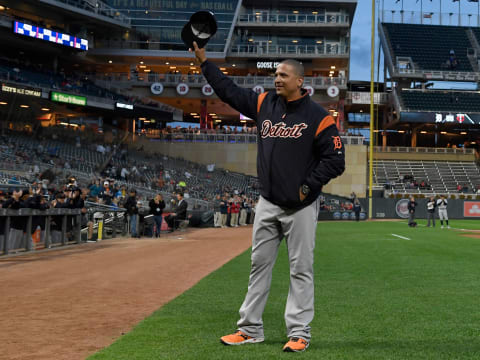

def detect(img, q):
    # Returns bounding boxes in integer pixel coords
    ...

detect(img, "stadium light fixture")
[223,72,228,74]
[232,64,236,67]
[460,131,467,135]
[215,119,222,123]
[139,117,146,120]
[41,108,49,111]
[144,69,151,72]
[165,62,170,65]
[398,130,405,133]
[331,66,336,69]
[108,60,112,64]
[248,38,253,42]
[268,40,272,43]
[440,131,447,134]
[255,12,261,15]
[420,131,427,134]
[190,113,198,115]
[190,66,196,70]
[209,113,216,116]
[312,11,318,15]
[359,109,363,113]
[292,40,298,43]
[20,105,29,108]
[0,101,7,105]
[0,6,5,10]
[293,10,299,14]
[169,66,176,69]
[240,120,246,123]
[140,61,144,64]
[220,67,226,70]
[190,62,194,66]
[471,141,476,144]
[316,40,322,44]
[139,65,146,68]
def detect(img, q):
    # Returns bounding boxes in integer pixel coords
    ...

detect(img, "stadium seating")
[382,23,473,72]
[372,159,480,194]
[400,89,480,112]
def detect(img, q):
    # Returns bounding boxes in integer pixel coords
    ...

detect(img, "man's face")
[274,63,303,100]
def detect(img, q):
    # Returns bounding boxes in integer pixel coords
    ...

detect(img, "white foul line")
[391,233,411,240]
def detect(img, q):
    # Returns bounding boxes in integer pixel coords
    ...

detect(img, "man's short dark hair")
[280,59,304,78]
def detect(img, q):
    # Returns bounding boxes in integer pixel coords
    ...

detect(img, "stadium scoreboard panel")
[14,21,88,51]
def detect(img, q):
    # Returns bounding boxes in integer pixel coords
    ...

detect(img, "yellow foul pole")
[368,0,375,219]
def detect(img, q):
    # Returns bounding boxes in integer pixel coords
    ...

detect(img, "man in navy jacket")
[191,42,345,352]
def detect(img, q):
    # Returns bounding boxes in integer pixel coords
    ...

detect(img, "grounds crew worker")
[191,42,345,352]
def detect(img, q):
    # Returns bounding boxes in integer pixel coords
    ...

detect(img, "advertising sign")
[395,199,410,219]
[2,83,41,97]
[464,202,480,217]
[50,91,86,106]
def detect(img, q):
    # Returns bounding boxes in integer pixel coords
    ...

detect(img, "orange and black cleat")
[283,337,309,352]
[220,330,264,345]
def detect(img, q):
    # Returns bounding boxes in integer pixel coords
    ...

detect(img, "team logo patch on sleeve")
[332,136,342,150]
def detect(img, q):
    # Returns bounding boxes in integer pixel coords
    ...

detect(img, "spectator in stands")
[165,192,188,231]
[124,189,139,238]
[408,196,418,227]
[149,194,165,237]
[447,49,458,70]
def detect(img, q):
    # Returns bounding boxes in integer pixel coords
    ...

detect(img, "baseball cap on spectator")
[104,181,109,186]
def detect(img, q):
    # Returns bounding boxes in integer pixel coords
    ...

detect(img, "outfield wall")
[137,139,367,198]
[371,198,480,220]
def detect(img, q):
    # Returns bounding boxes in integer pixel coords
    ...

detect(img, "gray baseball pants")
[237,196,319,341]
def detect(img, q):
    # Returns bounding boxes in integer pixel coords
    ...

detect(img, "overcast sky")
[350,0,480,81]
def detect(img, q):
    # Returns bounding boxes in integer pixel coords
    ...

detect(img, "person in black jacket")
[149,194,165,237]
[165,192,188,231]
[426,196,436,227]
[124,189,139,237]
[190,42,345,352]
[408,196,418,227]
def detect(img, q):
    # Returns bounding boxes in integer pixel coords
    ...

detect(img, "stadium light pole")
[368,0,375,219]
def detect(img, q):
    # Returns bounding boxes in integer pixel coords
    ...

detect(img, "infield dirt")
[0,226,253,360]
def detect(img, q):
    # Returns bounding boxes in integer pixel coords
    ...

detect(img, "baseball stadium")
[1,0,480,358]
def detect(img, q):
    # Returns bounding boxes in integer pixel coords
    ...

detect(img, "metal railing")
[146,133,365,145]
[238,13,349,25]
[346,91,389,105]
[372,146,475,155]
[0,208,81,255]
[229,44,349,56]
[42,0,131,26]
[93,39,225,52]
[382,9,480,27]
[94,73,347,89]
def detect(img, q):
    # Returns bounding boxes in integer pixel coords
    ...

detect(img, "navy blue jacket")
[201,60,345,209]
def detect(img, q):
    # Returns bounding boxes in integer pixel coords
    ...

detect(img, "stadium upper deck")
[377,11,480,150]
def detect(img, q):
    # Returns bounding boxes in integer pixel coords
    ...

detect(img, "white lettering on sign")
[256,61,280,69]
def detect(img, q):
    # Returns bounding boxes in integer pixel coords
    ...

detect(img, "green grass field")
[89,220,480,360]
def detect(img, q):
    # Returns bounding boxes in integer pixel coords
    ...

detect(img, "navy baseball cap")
[181,11,217,49]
